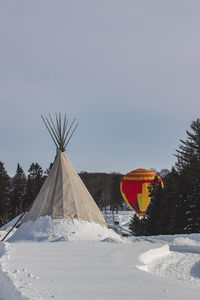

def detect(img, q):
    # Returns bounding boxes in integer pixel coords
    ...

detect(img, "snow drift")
[7,216,125,243]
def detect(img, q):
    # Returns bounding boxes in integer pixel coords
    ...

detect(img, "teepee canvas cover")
[23,114,107,227]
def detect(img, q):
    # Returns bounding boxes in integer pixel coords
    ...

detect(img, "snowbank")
[7,216,126,243]
[137,244,170,272]
[170,237,200,253]
[137,235,200,285]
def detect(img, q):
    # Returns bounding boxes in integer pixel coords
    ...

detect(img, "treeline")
[130,118,200,236]
[0,162,46,227]
[0,161,124,227]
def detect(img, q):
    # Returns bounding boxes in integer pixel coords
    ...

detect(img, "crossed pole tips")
[41,113,79,152]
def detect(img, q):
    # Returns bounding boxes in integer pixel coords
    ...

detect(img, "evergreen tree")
[11,163,26,216]
[0,162,11,226]
[25,163,44,209]
[159,169,181,234]
[129,214,148,236]
[131,118,200,236]
[174,118,200,233]
[163,182,178,234]
[44,162,53,177]
[142,176,165,235]
[175,118,200,176]
[183,176,200,233]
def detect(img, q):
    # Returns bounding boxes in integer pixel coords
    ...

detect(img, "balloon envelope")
[120,168,163,216]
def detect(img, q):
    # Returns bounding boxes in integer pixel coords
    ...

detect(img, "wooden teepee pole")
[1,201,34,242]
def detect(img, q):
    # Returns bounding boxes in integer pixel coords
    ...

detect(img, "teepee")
[23,114,107,227]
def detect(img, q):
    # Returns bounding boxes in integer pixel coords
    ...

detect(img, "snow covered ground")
[1,211,200,299]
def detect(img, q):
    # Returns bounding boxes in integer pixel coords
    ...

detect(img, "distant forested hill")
[0,163,125,227]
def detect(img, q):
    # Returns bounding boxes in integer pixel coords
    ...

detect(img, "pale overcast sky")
[1,1,200,176]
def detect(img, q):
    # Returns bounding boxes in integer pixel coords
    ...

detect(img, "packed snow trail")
[1,213,200,299]
[0,243,29,300]
[1,240,200,300]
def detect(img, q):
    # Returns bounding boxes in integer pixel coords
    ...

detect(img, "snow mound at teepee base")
[7,216,125,243]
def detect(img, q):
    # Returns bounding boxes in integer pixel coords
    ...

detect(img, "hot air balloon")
[120,169,163,216]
